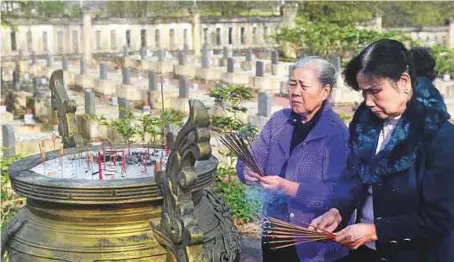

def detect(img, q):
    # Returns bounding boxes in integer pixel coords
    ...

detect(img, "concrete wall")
[2,10,453,58]
[1,13,284,58]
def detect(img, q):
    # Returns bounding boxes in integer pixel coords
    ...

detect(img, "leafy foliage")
[431,44,454,76]
[209,84,262,225]
[215,178,262,224]
[86,109,185,145]
[273,16,418,59]
[1,148,25,231]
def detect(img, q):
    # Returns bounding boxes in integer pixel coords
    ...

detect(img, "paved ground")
[240,236,262,262]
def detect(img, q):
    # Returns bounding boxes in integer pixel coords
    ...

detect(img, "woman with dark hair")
[310,39,454,262]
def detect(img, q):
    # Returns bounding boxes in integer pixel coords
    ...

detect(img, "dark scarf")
[349,77,450,184]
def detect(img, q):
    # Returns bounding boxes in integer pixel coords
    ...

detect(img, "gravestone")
[62,56,69,71]
[18,50,24,60]
[246,49,253,62]
[183,43,190,56]
[330,56,341,72]
[289,65,296,77]
[178,51,187,65]
[201,48,210,68]
[84,89,96,115]
[111,96,118,106]
[122,67,131,85]
[99,63,107,80]
[256,61,264,77]
[157,50,164,62]
[31,52,37,65]
[46,54,53,67]
[258,92,271,117]
[12,70,19,85]
[179,76,189,98]
[271,50,279,65]
[32,77,42,97]
[80,56,87,75]
[227,57,234,73]
[149,71,157,91]
[140,47,146,60]
[2,124,16,157]
[223,46,231,59]
[118,98,129,119]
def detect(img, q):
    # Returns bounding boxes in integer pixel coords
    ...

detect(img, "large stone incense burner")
[2,70,240,261]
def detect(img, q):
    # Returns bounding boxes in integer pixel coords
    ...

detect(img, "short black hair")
[343,39,417,91]
[409,47,436,81]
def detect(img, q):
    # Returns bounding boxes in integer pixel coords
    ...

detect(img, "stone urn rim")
[8,144,218,205]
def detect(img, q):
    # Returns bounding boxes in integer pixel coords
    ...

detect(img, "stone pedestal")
[116,84,144,101]
[29,64,44,77]
[272,64,288,76]
[153,60,178,74]
[170,97,190,113]
[1,111,14,123]
[95,79,117,96]
[78,116,108,142]
[174,65,197,78]
[241,60,256,71]
[147,87,179,109]
[124,57,139,68]
[195,68,223,81]
[15,137,63,157]
[248,115,269,130]
[33,96,58,125]
[220,57,246,67]
[74,74,96,90]
[253,76,282,93]
[63,71,76,86]
[330,86,362,106]
[221,72,251,85]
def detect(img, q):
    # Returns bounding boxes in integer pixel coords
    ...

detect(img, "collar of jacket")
[277,101,336,159]
[349,77,450,184]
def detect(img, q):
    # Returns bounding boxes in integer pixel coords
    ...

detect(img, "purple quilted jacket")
[237,102,350,262]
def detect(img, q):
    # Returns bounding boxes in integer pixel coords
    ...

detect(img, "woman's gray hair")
[292,56,337,89]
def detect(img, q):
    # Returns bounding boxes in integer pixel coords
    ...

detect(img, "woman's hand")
[259,175,285,191]
[259,176,299,197]
[334,223,378,249]
[243,167,261,185]
[309,208,342,233]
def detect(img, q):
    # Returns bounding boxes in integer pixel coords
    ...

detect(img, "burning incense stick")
[97,153,103,180]
[113,150,117,166]
[121,151,126,175]
[52,133,57,151]
[102,144,106,171]
[59,148,64,178]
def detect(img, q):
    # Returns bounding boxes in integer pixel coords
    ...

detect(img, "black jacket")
[333,78,454,262]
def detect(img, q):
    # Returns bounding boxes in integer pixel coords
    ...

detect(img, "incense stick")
[263,216,335,251]
[219,132,263,176]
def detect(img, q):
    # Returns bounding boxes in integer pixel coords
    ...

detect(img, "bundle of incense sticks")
[262,216,336,250]
[219,132,263,176]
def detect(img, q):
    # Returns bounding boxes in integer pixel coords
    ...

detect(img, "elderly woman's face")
[288,66,330,116]
[356,72,411,120]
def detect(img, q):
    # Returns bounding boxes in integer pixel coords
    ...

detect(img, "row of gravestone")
[1,91,272,157]
[83,73,191,117]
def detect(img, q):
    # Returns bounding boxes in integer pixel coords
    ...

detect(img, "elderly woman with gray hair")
[236,57,351,262]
